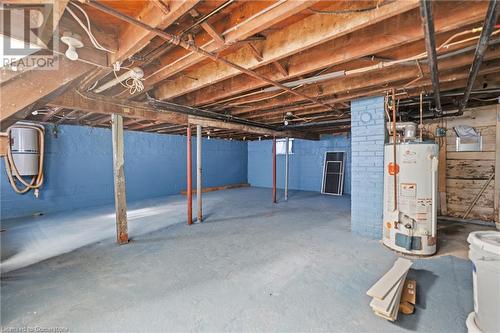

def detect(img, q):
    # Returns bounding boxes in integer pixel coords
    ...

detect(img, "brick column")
[351,96,386,238]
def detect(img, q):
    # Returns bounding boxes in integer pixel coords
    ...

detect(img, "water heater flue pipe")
[430,155,439,237]
[4,123,45,197]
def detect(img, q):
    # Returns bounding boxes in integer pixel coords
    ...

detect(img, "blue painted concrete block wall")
[248,135,351,194]
[350,96,385,238]
[1,124,247,219]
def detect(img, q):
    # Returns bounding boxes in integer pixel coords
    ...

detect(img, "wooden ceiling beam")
[155,0,421,101]
[200,21,225,47]
[145,0,320,91]
[110,0,201,64]
[246,61,500,122]
[187,116,318,140]
[272,61,288,77]
[41,107,63,122]
[46,91,316,139]
[47,91,188,125]
[76,0,199,92]
[232,47,500,117]
[172,1,487,107]
[56,109,79,124]
[0,56,93,130]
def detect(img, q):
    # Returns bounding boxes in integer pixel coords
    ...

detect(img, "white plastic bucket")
[466,312,482,333]
[467,231,500,333]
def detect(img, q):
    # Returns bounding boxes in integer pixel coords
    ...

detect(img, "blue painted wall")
[248,135,351,194]
[1,124,247,219]
[350,96,385,238]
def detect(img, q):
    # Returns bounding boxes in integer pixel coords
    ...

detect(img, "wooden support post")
[111,114,128,244]
[0,133,9,157]
[187,126,193,225]
[272,137,277,204]
[197,124,202,222]
[285,137,289,201]
[495,105,500,229]
[438,137,447,216]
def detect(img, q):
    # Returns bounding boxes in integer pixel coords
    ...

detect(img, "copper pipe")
[187,126,193,225]
[392,89,398,211]
[81,0,336,113]
[272,137,277,204]
[419,92,423,141]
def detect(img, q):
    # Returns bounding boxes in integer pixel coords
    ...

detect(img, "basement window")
[276,138,294,155]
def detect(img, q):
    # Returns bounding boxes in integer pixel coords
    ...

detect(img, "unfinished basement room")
[1,0,500,332]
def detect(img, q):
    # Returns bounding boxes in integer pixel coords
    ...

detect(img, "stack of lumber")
[399,279,417,315]
[367,258,413,321]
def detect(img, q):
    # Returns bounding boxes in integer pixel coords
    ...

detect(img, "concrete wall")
[248,135,351,194]
[350,96,385,238]
[1,124,247,220]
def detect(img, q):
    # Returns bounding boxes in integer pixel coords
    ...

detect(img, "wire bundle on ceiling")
[113,68,145,95]
[66,2,114,53]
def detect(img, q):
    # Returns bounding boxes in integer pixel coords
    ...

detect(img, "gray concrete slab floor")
[0,187,489,332]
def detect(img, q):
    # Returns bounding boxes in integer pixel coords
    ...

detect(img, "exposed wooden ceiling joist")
[0,56,93,130]
[142,0,321,90]
[171,1,488,108]
[155,0,421,101]
[45,90,317,139]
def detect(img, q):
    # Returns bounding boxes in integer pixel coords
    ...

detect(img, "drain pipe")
[459,0,500,113]
[284,137,289,201]
[420,0,442,114]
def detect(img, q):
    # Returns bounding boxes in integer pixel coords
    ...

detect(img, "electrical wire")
[214,27,499,111]
[112,69,145,95]
[67,2,114,53]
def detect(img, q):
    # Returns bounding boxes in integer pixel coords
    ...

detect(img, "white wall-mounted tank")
[10,126,40,176]
[383,141,439,256]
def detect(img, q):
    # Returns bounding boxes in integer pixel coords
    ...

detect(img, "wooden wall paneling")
[495,104,500,228]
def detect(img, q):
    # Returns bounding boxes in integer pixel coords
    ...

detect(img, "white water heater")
[383,141,439,255]
[10,126,40,176]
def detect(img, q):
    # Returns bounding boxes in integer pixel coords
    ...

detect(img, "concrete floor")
[0,187,492,332]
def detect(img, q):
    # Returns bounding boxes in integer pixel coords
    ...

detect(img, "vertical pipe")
[272,137,277,204]
[196,124,202,222]
[187,126,193,225]
[284,137,289,201]
[420,0,442,114]
[459,0,500,113]
[419,92,423,142]
[111,114,128,244]
[392,89,398,211]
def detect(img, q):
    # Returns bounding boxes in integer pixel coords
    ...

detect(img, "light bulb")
[65,45,78,61]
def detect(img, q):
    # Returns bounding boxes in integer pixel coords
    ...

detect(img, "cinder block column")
[351,96,385,238]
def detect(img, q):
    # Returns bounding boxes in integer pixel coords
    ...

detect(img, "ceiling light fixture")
[61,32,83,61]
